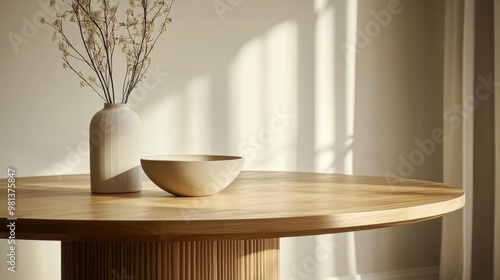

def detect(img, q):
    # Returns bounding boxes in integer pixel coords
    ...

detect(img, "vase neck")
[103,103,128,109]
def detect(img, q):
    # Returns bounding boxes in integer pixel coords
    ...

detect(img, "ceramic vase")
[89,103,142,193]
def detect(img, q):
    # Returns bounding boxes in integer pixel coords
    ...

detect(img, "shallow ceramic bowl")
[141,155,244,197]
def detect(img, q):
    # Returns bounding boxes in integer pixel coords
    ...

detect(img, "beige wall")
[0,0,444,279]
[353,0,445,274]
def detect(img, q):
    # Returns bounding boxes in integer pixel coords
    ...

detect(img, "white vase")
[89,103,142,193]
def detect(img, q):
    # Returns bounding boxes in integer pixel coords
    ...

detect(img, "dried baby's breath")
[42,0,174,103]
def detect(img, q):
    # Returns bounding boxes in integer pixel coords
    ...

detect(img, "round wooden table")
[0,171,464,280]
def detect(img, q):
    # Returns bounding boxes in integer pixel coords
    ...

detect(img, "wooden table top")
[0,171,464,242]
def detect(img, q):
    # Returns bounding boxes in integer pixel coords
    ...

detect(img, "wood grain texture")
[0,171,465,241]
[61,239,279,280]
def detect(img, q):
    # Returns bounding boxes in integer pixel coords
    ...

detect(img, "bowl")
[141,155,244,196]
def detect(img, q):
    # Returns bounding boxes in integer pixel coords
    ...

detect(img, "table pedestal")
[61,238,279,280]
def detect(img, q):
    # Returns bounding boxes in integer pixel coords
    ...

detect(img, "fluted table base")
[61,239,279,280]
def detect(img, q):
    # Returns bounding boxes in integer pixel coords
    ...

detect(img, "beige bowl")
[141,155,244,196]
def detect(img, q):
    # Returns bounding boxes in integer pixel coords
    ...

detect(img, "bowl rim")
[141,154,244,162]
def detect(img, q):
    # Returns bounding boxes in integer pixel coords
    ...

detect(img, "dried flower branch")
[42,0,174,103]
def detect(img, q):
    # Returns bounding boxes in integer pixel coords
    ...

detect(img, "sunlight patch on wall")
[262,21,298,169]
[314,0,356,175]
[343,0,358,176]
[184,75,212,153]
[314,4,336,173]
[140,90,180,156]
[315,0,330,13]
[229,21,298,170]
[229,36,265,160]
[141,75,212,155]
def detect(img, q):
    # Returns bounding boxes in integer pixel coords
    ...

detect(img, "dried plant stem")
[43,0,174,103]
